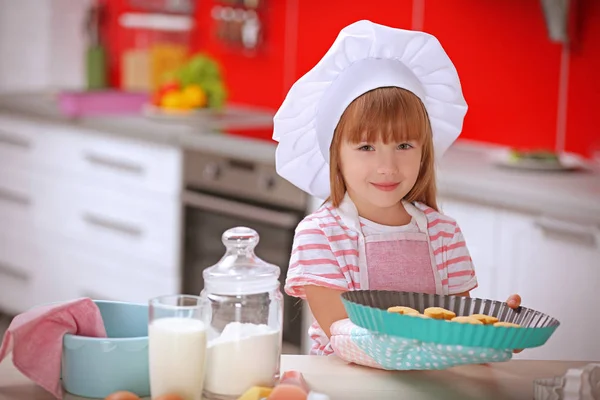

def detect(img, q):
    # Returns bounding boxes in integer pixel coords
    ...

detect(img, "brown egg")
[153,394,185,400]
[268,384,308,400]
[104,391,141,400]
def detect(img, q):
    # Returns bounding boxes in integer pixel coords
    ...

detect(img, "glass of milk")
[149,295,207,400]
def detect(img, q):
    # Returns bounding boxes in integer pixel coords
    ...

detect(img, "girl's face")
[339,137,422,211]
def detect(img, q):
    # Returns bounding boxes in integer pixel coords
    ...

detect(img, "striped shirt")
[285,200,478,355]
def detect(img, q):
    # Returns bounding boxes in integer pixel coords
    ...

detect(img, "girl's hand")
[506,293,523,353]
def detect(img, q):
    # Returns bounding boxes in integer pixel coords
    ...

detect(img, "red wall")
[422,0,562,152]
[106,0,600,157]
[565,0,600,158]
[292,1,414,79]
[192,1,289,110]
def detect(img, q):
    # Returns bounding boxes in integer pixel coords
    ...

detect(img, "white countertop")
[0,91,279,165]
[436,141,600,225]
[1,92,599,224]
[0,355,597,400]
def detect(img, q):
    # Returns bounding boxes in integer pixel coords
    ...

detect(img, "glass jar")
[148,295,206,400]
[200,227,283,400]
[119,12,193,91]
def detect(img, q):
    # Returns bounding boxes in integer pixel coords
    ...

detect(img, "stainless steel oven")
[181,149,308,352]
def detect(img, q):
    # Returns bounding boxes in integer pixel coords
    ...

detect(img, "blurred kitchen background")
[0,0,598,360]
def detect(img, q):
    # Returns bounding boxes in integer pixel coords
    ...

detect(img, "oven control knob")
[203,162,221,180]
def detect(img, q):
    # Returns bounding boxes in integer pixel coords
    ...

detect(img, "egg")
[153,394,185,400]
[104,391,141,400]
[268,384,308,400]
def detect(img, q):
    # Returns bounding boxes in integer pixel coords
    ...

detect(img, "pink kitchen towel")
[0,298,107,399]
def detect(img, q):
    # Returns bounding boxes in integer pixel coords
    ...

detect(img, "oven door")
[182,189,304,351]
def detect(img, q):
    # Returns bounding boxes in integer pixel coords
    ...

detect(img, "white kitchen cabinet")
[498,210,600,361]
[0,114,183,315]
[41,124,183,196]
[0,231,41,314]
[0,228,79,313]
[0,114,183,197]
[0,227,180,309]
[439,197,600,361]
[438,197,500,300]
[50,245,180,304]
[0,157,181,274]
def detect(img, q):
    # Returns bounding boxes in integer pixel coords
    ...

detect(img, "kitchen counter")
[1,91,599,224]
[0,91,278,165]
[0,355,596,400]
[436,142,600,226]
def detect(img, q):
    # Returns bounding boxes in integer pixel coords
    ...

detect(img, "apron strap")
[337,193,362,232]
[403,201,429,233]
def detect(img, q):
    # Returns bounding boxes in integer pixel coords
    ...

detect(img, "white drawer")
[0,232,44,314]
[0,229,181,313]
[53,247,180,304]
[0,167,36,233]
[0,115,39,171]
[45,179,181,272]
[0,167,181,272]
[0,113,182,196]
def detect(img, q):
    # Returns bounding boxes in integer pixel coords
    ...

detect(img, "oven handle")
[182,190,300,229]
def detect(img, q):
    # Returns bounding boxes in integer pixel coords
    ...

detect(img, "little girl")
[272,20,521,357]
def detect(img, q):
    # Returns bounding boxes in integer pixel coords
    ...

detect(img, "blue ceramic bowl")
[61,300,150,398]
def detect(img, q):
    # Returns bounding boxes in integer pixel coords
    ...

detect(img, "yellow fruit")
[160,91,191,110]
[181,85,208,108]
[237,386,273,400]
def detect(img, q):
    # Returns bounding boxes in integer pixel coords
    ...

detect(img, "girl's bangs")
[337,87,429,145]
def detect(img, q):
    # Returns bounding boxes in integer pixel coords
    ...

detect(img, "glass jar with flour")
[200,226,283,400]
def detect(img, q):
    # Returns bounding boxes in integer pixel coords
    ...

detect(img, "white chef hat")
[272,20,468,199]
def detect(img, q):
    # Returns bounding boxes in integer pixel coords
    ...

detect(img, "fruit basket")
[145,53,227,119]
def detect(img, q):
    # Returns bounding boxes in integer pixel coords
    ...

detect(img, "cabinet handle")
[83,212,143,238]
[0,187,31,207]
[534,217,599,248]
[84,152,144,176]
[0,130,30,150]
[0,262,30,283]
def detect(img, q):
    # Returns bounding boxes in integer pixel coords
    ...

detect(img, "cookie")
[387,306,419,316]
[424,307,456,320]
[470,314,499,325]
[451,316,484,325]
[493,321,521,328]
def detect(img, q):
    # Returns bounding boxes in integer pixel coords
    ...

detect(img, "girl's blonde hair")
[328,87,438,211]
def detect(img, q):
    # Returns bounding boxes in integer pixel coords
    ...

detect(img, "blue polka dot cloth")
[330,319,512,370]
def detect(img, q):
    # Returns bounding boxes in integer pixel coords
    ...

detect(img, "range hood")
[541,0,570,43]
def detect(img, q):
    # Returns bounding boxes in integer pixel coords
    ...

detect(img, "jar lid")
[203,227,281,295]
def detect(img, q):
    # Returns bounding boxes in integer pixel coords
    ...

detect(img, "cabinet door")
[0,232,39,314]
[498,211,600,361]
[438,197,499,300]
[0,166,181,274]
[41,242,180,305]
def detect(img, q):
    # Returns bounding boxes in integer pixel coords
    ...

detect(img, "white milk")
[149,317,207,400]
[204,322,281,398]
